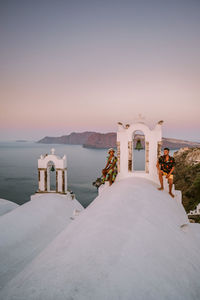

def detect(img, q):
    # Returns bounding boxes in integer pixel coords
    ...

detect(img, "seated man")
[102,148,118,186]
[157,147,176,198]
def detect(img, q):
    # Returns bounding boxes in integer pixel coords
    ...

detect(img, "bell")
[50,165,55,172]
[135,139,143,151]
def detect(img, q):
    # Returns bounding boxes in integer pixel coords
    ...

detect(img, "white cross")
[51,148,55,155]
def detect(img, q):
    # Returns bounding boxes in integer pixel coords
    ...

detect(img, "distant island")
[37,132,200,149]
[16,140,27,142]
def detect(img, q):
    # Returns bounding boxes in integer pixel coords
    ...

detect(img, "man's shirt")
[158,155,175,174]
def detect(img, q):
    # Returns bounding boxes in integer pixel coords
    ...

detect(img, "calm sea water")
[0,142,109,207]
[0,142,176,207]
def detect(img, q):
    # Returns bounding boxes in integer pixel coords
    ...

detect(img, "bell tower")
[37,148,67,194]
[117,120,163,184]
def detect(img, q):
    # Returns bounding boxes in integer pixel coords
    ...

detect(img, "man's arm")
[166,166,175,178]
[103,158,110,170]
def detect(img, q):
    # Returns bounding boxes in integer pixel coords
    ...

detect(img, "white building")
[188,203,200,215]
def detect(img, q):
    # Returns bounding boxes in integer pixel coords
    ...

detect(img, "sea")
[0,141,177,208]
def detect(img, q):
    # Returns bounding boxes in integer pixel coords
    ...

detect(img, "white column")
[117,141,120,173]
[128,141,133,172]
[119,138,129,177]
[57,170,63,193]
[145,141,149,173]
[38,169,45,192]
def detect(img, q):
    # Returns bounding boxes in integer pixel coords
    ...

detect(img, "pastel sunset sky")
[0,0,200,141]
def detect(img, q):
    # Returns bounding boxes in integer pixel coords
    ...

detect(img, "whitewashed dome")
[1,177,200,300]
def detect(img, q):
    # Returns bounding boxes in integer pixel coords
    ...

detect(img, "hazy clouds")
[0,0,200,141]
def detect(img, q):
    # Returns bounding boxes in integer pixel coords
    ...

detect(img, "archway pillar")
[145,141,149,173]
[157,141,162,158]
[117,141,120,173]
[56,168,67,193]
[38,168,46,192]
[128,141,133,172]
[116,130,129,179]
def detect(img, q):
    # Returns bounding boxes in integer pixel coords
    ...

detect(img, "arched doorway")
[133,130,145,171]
[47,161,56,192]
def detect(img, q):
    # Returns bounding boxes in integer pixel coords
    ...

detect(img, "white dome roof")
[1,177,200,300]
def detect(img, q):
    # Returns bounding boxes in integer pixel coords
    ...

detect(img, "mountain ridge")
[37,131,200,150]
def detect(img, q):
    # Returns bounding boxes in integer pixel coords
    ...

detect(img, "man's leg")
[168,178,174,198]
[102,169,107,177]
[157,170,164,190]
[101,169,108,183]
[109,171,113,186]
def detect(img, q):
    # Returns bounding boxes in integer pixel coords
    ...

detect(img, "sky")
[0,0,200,142]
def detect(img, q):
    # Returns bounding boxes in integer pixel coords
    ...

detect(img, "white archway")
[37,148,67,194]
[117,121,162,184]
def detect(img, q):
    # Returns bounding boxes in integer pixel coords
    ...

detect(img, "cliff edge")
[174,147,200,218]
